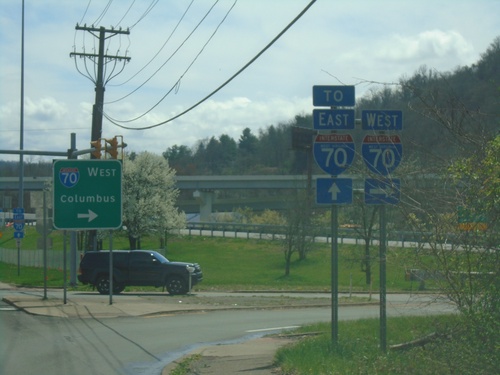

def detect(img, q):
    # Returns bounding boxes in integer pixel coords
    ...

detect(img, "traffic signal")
[105,137,119,159]
[90,140,102,159]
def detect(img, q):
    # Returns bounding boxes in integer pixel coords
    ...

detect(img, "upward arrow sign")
[316,178,353,205]
[329,182,341,200]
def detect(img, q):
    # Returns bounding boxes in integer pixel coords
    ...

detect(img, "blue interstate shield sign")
[361,135,402,176]
[313,134,355,176]
[59,167,80,188]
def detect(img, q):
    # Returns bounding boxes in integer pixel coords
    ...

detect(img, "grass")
[168,354,202,375]
[0,261,67,288]
[0,228,433,292]
[275,315,460,375]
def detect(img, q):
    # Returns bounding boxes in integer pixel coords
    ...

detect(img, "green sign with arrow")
[53,160,122,230]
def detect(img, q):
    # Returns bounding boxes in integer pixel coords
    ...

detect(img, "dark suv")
[78,250,203,295]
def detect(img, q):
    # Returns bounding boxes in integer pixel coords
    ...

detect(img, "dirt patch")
[145,293,370,308]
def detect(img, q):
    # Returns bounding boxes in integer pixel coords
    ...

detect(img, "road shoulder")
[162,336,295,375]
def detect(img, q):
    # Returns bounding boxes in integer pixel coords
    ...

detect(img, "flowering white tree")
[122,152,185,249]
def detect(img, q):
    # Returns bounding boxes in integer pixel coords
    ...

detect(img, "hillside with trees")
[163,36,498,176]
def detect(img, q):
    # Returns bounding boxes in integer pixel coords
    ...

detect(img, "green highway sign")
[53,159,122,230]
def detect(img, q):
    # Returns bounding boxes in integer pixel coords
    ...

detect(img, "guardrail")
[183,222,458,247]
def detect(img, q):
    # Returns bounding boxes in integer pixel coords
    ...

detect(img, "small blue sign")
[14,231,24,239]
[316,178,353,205]
[362,110,403,130]
[313,134,355,176]
[313,109,355,130]
[13,214,24,221]
[13,207,24,214]
[313,85,355,107]
[362,134,402,176]
[365,178,400,205]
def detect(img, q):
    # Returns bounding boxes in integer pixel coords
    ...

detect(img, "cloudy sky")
[1,0,499,162]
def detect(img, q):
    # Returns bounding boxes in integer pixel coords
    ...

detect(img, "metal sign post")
[379,205,387,352]
[331,204,339,344]
[312,85,355,349]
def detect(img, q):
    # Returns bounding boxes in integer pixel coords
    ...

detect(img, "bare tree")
[282,190,315,276]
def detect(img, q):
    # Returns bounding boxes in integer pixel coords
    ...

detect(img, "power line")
[105,0,234,122]
[114,0,136,28]
[129,0,160,30]
[106,0,217,104]
[107,0,195,90]
[92,0,113,26]
[105,0,317,131]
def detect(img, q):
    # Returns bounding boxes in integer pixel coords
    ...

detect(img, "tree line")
[163,36,499,177]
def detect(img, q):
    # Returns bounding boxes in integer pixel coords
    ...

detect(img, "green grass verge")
[275,314,492,375]
[0,262,68,288]
[0,230,434,292]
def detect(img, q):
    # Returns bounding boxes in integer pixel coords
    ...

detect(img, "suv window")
[130,252,157,266]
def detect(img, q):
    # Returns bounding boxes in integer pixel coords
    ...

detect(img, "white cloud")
[379,30,474,62]
[25,97,68,122]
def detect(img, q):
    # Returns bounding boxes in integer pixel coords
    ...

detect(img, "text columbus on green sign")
[53,159,122,230]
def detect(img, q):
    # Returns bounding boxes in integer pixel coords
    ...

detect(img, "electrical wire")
[92,0,113,26]
[79,0,92,24]
[106,0,218,104]
[108,0,195,89]
[104,0,317,130]
[74,0,92,48]
[129,0,160,30]
[115,0,136,28]
[107,0,236,122]
[73,0,91,66]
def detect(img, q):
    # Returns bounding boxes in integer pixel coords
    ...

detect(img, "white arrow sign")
[365,178,401,205]
[77,210,98,222]
[316,178,353,205]
[369,187,391,197]
[329,182,341,200]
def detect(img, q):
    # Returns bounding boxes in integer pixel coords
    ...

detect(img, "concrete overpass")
[0,175,366,220]
[0,175,363,190]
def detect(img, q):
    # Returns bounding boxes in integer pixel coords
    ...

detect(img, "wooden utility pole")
[70,25,130,250]
[71,25,130,151]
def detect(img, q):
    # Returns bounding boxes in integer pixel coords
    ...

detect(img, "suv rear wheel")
[166,276,188,295]
[96,276,125,295]
[96,276,110,294]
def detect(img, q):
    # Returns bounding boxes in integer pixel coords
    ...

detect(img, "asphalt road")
[0,288,455,375]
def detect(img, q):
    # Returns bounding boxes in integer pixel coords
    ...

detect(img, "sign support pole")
[69,133,78,287]
[17,240,20,276]
[331,203,339,347]
[43,191,48,300]
[109,249,113,305]
[379,205,387,352]
[109,232,114,305]
[63,231,67,304]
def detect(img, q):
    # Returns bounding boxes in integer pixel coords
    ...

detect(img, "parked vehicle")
[78,250,203,295]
